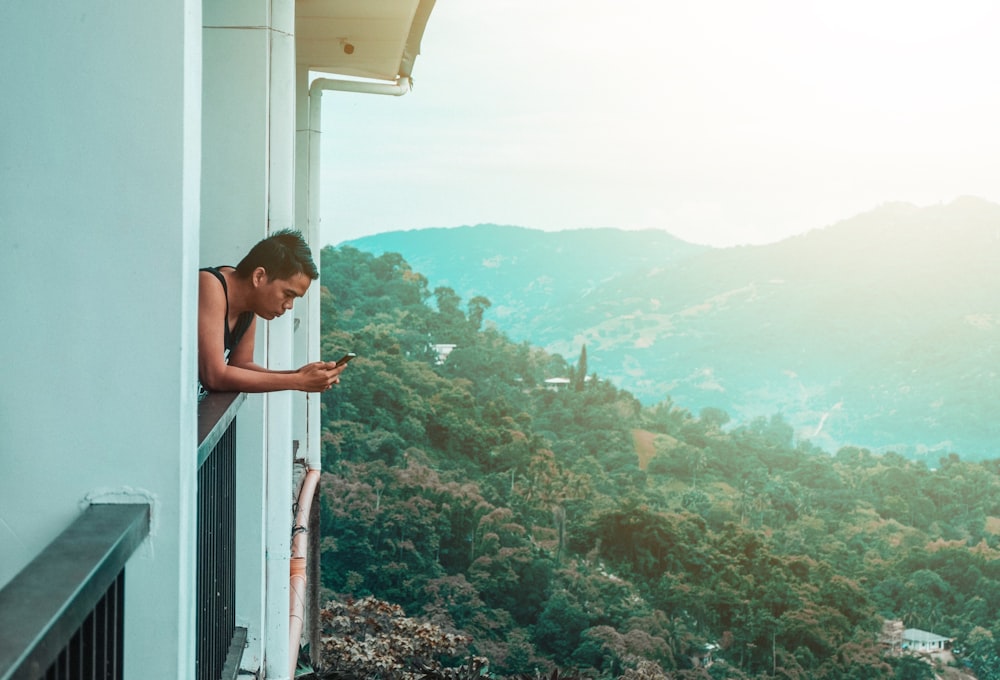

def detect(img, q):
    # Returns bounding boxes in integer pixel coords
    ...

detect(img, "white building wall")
[201,0,301,676]
[0,1,202,678]
[201,6,270,671]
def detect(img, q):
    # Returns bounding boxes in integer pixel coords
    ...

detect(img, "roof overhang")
[296,0,436,82]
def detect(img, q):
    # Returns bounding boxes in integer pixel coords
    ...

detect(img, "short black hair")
[235,229,319,281]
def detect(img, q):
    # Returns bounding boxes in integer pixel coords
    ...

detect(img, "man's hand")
[298,361,347,392]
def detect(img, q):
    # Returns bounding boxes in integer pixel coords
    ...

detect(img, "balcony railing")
[0,390,249,680]
[196,391,247,680]
[0,503,150,680]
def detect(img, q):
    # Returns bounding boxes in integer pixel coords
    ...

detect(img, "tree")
[575,345,588,391]
[964,626,1000,680]
[698,407,730,431]
[315,596,475,679]
[467,295,492,332]
[887,654,934,680]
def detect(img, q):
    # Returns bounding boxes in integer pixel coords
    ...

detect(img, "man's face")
[253,270,312,320]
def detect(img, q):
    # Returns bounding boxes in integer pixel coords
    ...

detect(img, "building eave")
[296,0,436,82]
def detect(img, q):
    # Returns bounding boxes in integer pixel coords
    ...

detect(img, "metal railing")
[0,504,150,680]
[0,389,249,680]
[196,391,247,680]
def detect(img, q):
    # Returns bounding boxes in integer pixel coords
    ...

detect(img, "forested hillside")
[314,245,1000,680]
[344,197,1000,461]
[342,224,708,346]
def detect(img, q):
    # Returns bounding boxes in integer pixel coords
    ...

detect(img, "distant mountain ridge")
[343,224,709,343]
[342,197,1000,460]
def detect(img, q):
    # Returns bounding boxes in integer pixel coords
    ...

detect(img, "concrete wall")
[2,0,346,675]
[202,0,300,675]
[0,1,202,677]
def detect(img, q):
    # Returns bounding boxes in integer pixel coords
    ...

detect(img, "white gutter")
[309,76,412,100]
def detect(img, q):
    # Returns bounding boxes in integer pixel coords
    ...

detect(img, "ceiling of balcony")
[296,0,436,82]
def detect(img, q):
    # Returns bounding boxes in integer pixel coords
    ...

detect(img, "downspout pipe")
[289,468,321,678]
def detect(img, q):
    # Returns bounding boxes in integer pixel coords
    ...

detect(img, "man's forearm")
[240,362,297,375]
[202,363,305,393]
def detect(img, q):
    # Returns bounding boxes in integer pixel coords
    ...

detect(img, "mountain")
[343,224,709,343]
[341,197,1000,460]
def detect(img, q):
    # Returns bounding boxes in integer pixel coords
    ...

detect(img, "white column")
[264,1,298,677]
[201,0,282,672]
[296,66,324,471]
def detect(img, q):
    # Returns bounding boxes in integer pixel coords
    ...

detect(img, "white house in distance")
[903,628,952,654]
[882,620,953,658]
[545,377,573,391]
[433,343,458,365]
[0,2,436,679]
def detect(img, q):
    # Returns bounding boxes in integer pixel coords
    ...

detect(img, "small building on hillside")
[432,343,458,365]
[903,628,952,653]
[544,377,572,391]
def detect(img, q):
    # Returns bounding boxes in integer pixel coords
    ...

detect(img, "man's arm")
[198,270,341,393]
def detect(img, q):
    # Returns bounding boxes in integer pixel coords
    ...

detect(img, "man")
[198,229,345,393]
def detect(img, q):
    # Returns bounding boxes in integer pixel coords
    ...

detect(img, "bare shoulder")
[200,267,224,280]
[199,269,228,308]
[199,267,230,289]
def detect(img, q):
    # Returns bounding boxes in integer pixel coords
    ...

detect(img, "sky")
[319,0,1000,248]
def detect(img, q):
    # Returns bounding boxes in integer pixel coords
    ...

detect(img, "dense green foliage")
[317,245,1000,679]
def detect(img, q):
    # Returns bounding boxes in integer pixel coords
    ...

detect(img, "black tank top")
[201,267,254,361]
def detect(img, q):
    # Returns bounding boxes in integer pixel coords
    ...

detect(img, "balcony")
[0,391,248,680]
[0,504,149,679]
[197,390,248,680]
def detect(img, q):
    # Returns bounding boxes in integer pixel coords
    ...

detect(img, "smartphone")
[333,352,357,367]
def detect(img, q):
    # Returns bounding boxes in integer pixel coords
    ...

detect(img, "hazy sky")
[319,0,1000,248]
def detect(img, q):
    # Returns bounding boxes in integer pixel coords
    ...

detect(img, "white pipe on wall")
[303,73,412,475]
[288,468,321,677]
[309,76,411,99]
